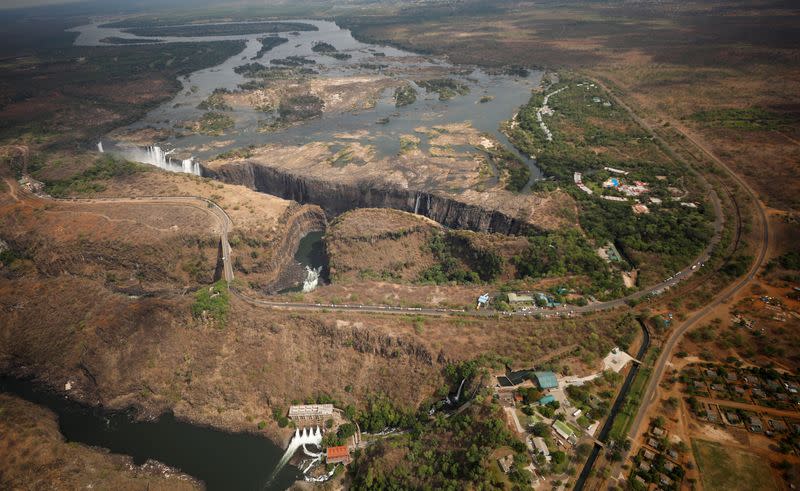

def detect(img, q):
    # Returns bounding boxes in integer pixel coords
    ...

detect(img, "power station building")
[288,404,334,426]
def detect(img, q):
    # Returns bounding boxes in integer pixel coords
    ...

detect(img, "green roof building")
[533,371,558,389]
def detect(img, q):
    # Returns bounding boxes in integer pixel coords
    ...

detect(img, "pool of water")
[0,377,301,490]
[279,230,327,293]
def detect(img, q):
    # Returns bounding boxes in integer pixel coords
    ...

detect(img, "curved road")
[608,98,771,446]
[7,171,724,320]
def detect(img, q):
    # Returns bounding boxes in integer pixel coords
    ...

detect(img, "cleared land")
[692,439,780,491]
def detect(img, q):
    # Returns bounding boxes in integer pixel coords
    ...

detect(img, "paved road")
[606,86,772,444]
[9,172,723,321]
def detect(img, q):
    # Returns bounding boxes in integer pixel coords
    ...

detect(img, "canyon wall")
[202,161,536,235]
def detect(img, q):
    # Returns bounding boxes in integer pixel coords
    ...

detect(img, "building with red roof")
[326,445,352,465]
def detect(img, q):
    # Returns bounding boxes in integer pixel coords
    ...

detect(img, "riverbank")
[0,391,201,490]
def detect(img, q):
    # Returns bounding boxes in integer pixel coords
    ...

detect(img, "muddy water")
[75,19,542,179]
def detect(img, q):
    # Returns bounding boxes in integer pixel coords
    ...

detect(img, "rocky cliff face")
[202,161,536,235]
[240,203,327,291]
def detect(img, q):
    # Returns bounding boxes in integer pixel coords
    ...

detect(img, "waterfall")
[266,426,323,486]
[414,194,421,214]
[454,378,466,402]
[119,144,201,176]
[302,266,322,293]
[97,142,104,153]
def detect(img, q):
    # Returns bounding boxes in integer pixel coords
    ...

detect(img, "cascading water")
[267,427,322,486]
[454,378,466,403]
[414,194,421,214]
[116,144,201,175]
[302,266,322,293]
[97,141,104,153]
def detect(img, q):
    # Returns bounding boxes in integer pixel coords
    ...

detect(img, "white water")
[414,194,421,214]
[97,141,104,153]
[118,144,201,175]
[267,426,322,486]
[454,378,466,402]
[302,266,322,293]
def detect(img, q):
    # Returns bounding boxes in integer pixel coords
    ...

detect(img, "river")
[0,377,303,490]
[5,17,545,489]
[76,19,542,180]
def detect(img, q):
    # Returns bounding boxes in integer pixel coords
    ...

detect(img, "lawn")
[608,366,651,441]
[692,439,779,491]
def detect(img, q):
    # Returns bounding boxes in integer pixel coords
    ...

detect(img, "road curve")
[620,106,771,444]
[9,175,725,320]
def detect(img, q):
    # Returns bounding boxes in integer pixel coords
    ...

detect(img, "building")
[539,394,556,406]
[508,293,535,303]
[288,404,334,426]
[531,437,551,462]
[477,293,489,309]
[533,371,559,389]
[326,445,352,465]
[498,453,514,474]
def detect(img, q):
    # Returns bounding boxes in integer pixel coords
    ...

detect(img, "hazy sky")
[0,0,85,9]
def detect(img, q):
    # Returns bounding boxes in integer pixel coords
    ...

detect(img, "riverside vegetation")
[507,75,714,279]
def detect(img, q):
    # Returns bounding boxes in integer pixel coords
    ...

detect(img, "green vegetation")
[191,280,230,327]
[214,146,255,161]
[0,40,246,142]
[416,78,470,101]
[252,36,288,60]
[349,399,531,490]
[234,62,317,82]
[311,41,337,53]
[609,366,651,442]
[278,94,324,123]
[480,138,530,192]
[44,155,147,197]
[507,75,714,275]
[197,89,232,111]
[692,439,778,491]
[778,251,800,270]
[394,84,417,107]
[689,107,796,131]
[310,43,351,60]
[99,37,163,44]
[418,232,503,284]
[270,56,316,67]
[327,52,352,60]
[119,22,318,38]
[195,112,234,135]
[513,230,624,298]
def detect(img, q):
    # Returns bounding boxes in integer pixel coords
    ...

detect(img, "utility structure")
[288,404,334,427]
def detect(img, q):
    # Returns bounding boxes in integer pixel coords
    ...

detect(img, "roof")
[508,293,534,303]
[326,446,350,459]
[532,437,549,455]
[533,371,558,389]
[539,394,556,405]
[288,404,334,417]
